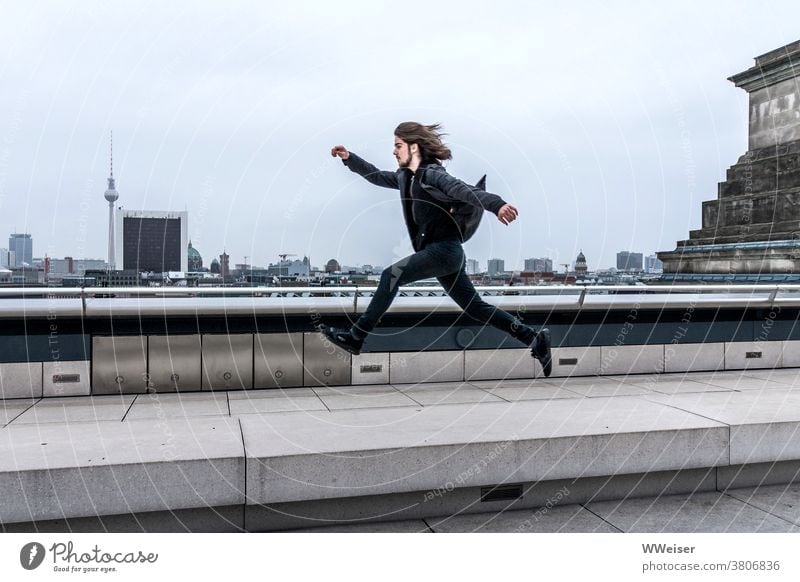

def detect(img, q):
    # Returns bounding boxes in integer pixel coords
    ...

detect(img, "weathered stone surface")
[659,40,800,275]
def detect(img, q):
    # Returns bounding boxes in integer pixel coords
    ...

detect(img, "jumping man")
[322,122,552,376]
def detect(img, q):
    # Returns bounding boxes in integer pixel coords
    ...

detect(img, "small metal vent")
[559,357,578,366]
[745,352,763,359]
[360,364,383,374]
[480,483,523,503]
[52,374,81,384]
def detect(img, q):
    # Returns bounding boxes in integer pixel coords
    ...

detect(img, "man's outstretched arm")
[331,145,399,189]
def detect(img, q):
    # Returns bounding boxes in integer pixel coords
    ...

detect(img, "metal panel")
[725,341,782,370]
[43,361,90,397]
[664,342,725,373]
[351,353,390,385]
[548,346,601,378]
[465,349,536,381]
[783,340,800,368]
[599,345,664,376]
[148,335,202,393]
[92,336,148,395]
[303,331,351,387]
[202,334,253,391]
[254,333,304,389]
[0,362,42,399]
[390,350,464,385]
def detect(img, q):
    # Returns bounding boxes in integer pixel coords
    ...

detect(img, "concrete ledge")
[0,417,244,523]
[241,397,729,505]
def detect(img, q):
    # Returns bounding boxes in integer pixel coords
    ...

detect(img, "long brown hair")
[394,122,452,164]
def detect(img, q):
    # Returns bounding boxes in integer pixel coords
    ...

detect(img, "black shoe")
[530,328,552,377]
[319,325,364,355]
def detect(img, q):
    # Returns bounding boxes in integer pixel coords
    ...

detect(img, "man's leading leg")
[437,266,552,376]
[320,241,464,354]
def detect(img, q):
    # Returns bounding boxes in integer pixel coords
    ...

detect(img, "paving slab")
[124,392,229,420]
[12,395,135,425]
[679,371,786,391]
[291,518,431,533]
[741,369,800,388]
[241,396,728,505]
[544,376,650,398]
[469,378,583,402]
[312,384,420,410]
[613,374,735,395]
[229,389,327,414]
[725,483,800,526]
[0,416,244,523]
[428,503,620,533]
[393,382,506,406]
[587,491,800,532]
[0,399,37,427]
[644,388,800,464]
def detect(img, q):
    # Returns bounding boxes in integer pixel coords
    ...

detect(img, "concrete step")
[2,370,800,531]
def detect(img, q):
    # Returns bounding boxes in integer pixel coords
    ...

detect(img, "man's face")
[393,137,413,168]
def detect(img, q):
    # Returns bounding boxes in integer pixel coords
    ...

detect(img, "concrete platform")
[3,369,800,531]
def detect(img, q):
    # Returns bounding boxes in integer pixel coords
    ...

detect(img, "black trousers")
[353,240,534,342]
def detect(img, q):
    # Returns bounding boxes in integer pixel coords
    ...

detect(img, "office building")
[9,233,32,267]
[466,258,480,275]
[487,258,505,276]
[645,254,664,273]
[524,257,553,272]
[617,251,643,272]
[115,210,188,273]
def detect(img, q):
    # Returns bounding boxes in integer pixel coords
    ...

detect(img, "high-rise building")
[219,252,230,277]
[115,210,188,273]
[645,254,664,273]
[488,258,505,276]
[0,248,10,268]
[9,234,32,267]
[104,133,120,270]
[617,251,643,272]
[466,258,480,275]
[524,257,553,272]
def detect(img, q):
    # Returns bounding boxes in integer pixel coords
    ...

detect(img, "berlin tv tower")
[104,132,119,270]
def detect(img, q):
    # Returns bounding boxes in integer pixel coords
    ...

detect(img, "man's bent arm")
[342,152,399,190]
[425,170,507,214]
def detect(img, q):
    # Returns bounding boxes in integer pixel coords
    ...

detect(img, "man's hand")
[497,203,518,225]
[331,145,350,160]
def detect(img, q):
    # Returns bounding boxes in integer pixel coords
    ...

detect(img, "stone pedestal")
[658,41,800,279]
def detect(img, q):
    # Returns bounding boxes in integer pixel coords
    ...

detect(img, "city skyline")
[1,2,799,270]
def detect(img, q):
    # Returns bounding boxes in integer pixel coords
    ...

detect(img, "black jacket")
[342,152,508,252]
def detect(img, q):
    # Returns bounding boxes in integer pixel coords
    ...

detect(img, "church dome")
[187,241,203,271]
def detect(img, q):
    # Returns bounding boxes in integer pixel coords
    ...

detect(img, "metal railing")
[0,284,799,318]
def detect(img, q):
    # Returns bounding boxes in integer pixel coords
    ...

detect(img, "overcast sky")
[1,1,798,271]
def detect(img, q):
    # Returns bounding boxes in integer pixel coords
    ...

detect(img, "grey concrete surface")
[228,388,327,414]
[1,369,800,531]
[614,373,735,395]
[0,399,36,427]
[0,417,245,523]
[469,378,583,402]
[644,388,800,464]
[0,362,42,399]
[725,483,800,526]
[394,382,505,406]
[428,503,620,533]
[124,392,229,420]
[12,394,135,425]
[586,491,800,533]
[542,376,651,398]
[293,519,431,533]
[241,396,728,505]
[312,384,420,410]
